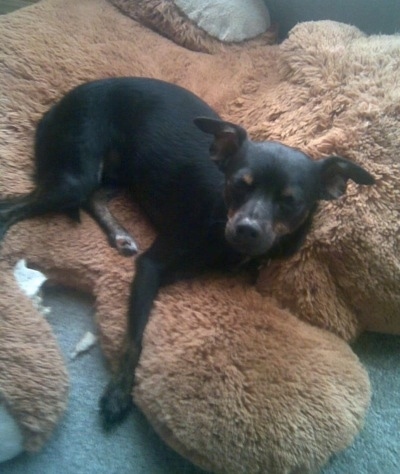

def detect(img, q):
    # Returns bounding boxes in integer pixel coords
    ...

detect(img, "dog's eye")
[279,194,295,208]
[231,177,253,194]
[238,178,252,190]
[225,177,253,208]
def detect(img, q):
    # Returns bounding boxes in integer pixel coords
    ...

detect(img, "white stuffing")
[70,331,98,359]
[13,259,50,316]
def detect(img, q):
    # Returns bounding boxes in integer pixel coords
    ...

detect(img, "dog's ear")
[317,156,375,200]
[194,117,247,170]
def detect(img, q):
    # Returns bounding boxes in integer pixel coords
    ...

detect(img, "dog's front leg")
[99,238,173,427]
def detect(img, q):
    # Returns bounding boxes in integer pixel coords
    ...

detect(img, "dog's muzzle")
[225,217,274,256]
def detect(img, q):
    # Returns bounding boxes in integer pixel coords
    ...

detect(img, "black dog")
[0,77,374,427]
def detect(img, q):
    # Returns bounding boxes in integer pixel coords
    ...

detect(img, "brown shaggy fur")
[0,0,398,472]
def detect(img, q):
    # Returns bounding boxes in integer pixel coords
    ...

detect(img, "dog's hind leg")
[0,195,27,241]
[0,182,85,242]
[84,188,138,256]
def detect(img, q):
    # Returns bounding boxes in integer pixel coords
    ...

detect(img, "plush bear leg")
[128,276,371,474]
[0,261,68,459]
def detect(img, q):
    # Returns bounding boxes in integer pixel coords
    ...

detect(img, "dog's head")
[195,117,375,257]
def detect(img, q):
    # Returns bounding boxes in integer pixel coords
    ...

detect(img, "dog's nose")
[235,220,261,241]
[226,218,272,256]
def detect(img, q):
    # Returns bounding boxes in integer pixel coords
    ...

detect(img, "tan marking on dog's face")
[242,173,254,186]
[274,210,311,236]
[273,222,291,236]
[281,186,295,198]
[227,208,236,219]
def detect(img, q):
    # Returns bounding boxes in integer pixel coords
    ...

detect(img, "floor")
[0,0,38,15]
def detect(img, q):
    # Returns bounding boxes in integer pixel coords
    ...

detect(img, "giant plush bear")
[0,0,399,473]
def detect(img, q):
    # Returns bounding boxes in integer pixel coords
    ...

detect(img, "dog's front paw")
[99,378,134,429]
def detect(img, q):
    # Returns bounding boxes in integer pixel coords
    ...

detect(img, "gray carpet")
[2,286,399,474]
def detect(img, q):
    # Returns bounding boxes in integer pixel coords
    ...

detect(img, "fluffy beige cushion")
[1,0,398,472]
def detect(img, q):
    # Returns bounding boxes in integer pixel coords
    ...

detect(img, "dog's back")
[35,78,228,251]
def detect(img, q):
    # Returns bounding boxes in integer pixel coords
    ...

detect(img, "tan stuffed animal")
[0,0,399,473]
